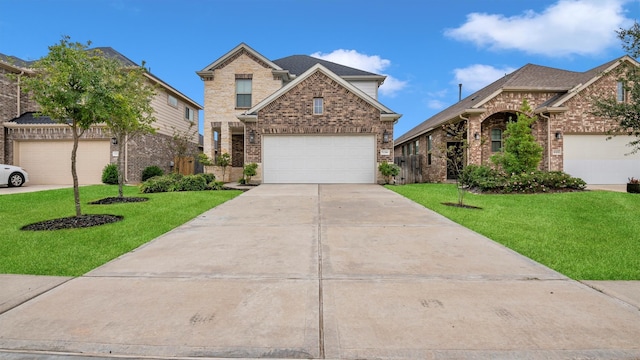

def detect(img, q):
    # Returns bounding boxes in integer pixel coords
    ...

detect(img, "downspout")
[16,71,24,118]
[539,112,551,171]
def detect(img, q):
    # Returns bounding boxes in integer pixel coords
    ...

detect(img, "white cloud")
[310,49,407,97]
[445,0,634,57]
[426,99,448,110]
[453,64,517,92]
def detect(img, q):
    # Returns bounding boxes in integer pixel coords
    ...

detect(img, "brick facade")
[395,64,627,183]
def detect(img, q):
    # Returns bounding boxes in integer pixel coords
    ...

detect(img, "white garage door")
[16,140,111,185]
[263,135,376,183]
[564,135,640,184]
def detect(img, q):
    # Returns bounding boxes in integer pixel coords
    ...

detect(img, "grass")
[0,185,242,276]
[388,183,640,280]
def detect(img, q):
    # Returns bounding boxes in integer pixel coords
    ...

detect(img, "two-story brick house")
[0,48,202,184]
[197,43,401,183]
[394,55,640,185]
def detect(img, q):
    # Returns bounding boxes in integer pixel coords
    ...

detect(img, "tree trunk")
[117,135,125,198]
[71,125,82,217]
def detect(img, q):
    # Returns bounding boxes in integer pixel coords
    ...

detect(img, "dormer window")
[313,98,323,115]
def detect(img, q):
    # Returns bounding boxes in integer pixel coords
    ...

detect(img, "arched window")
[491,128,503,152]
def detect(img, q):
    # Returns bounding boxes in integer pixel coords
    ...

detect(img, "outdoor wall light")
[555,131,563,140]
[383,129,390,143]
[249,130,256,144]
[474,132,480,140]
[111,137,118,145]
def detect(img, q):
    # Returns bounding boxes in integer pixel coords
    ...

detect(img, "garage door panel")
[564,135,640,184]
[263,135,375,184]
[17,141,111,185]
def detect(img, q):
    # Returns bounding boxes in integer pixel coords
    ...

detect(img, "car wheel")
[8,172,24,187]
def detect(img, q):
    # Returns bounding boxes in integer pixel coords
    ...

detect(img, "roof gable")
[199,43,283,73]
[273,55,384,81]
[237,64,400,122]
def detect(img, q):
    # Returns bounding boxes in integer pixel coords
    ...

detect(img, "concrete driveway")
[1,184,639,359]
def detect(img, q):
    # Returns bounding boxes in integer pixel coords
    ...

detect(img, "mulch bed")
[21,214,124,231]
[88,197,149,205]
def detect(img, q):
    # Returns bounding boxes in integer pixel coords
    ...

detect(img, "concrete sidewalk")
[1,184,639,359]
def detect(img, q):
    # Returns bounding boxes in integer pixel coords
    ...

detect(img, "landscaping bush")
[139,175,177,193]
[243,163,258,183]
[141,165,164,181]
[199,173,215,184]
[140,173,226,193]
[174,175,208,192]
[101,163,119,185]
[378,162,400,184]
[460,164,586,193]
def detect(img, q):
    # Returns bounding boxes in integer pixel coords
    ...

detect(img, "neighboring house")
[0,48,202,184]
[394,55,640,185]
[197,43,401,184]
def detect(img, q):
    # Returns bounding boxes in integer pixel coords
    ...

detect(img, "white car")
[0,164,29,187]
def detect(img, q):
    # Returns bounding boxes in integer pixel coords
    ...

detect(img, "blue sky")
[1,0,638,138]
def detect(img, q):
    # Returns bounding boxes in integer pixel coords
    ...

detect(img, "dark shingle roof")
[273,55,381,77]
[0,53,34,68]
[7,112,58,125]
[394,57,625,145]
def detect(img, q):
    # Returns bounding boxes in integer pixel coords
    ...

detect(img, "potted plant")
[627,177,640,193]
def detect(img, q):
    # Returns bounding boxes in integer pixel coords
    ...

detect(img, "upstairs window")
[236,76,252,108]
[313,98,324,115]
[185,107,194,122]
[491,128,503,152]
[617,81,627,103]
[168,94,178,108]
[414,140,419,155]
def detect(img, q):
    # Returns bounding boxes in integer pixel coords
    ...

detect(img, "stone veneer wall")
[201,50,283,164]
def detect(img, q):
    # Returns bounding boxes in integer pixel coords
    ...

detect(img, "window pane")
[236,79,252,94]
[617,81,626,102]
[491,129,502,152]
[427,135,432,151]
[313,98,323,114]
[237,94,251,108]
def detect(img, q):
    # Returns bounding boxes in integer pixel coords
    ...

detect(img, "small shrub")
[378,162,400,184]
[102,163,119,185]
[207,180,225,190]
[459,165,585,193]
[243,163,258,183]
[198,173,215,184]
[139,175,176,193]
[174,175,207,192]
[142,165,164,181]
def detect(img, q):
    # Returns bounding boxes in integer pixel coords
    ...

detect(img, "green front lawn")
[388,184,640,280]
[0,185,241,276]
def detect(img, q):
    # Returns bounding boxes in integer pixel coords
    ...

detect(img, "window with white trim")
[617,81,627,103]
[236,77,252,108]
[313,98,323,115]
[168,94,178,108]
[185,107,194,122]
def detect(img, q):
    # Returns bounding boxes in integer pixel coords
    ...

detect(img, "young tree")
[216,152,231,182]
[106,64,157,198]
[439,121,470,206]
[591,22,640,154]
[20,37,121,217]
[491,99,543,174]
[168,122,198,174]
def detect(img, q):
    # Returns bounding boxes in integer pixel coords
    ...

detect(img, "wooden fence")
[394,154,423,184]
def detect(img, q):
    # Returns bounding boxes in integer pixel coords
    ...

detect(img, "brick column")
[467,115,482,165]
